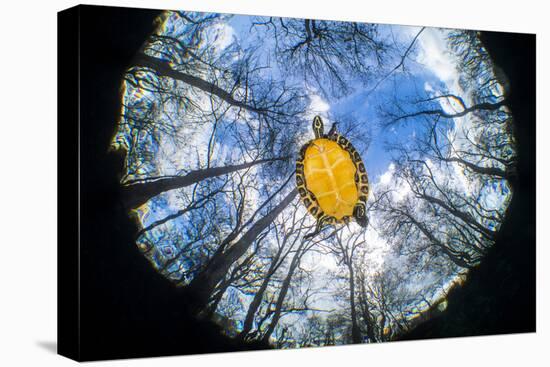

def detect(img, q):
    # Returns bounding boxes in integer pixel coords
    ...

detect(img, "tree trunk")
[379,313,387,341]
[203,276,232,319]
[443,156,509,180]
[121,156,288,209]
[399,209,475,269]
[185,189,298,313]
[348,263,362,344]
[237,242,287,339]
[357,276,377,342]
[419,193,496,239]
[134,53,269,114]
[238,270,273,339]
[204,247,259,318]
[394,99,506,122]
[261,239,305,343]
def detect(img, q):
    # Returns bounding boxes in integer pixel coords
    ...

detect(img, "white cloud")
[379,162,395,185]
[305,93,330,121]
[416,28,472,123]
[376,162,411,202]
[424,82,434,93]
[209,23,235,51]
[416,28,459,88]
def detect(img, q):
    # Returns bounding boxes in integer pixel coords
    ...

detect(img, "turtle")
[296,115,369,238]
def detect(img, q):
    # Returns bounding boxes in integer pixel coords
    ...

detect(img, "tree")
[320,229,366,343]
[116,12,308,202]
[251,16,390,98]
[121,156,289,209]
[132,12,308,125]
[375,31,513,270]
[355,262,436,342]
[379,30,516,185]
[236,200,311,340]
[185,181,298,314]
[113,11,519,347]
[114,15,315,312]
[260,228,338,343]
[376,184,484,270]
[203,233,265,320]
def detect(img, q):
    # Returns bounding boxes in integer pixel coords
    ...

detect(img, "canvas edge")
[57,4,81,362]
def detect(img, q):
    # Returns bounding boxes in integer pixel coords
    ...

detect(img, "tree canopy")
[112,10,515,347]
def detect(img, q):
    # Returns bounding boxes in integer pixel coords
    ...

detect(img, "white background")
[0,0,547,365]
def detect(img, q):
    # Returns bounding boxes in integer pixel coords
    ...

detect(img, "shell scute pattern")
[304,139,358,220]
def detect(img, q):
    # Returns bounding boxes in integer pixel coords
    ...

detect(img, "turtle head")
[312,116,324,138]
[353,202,369,228]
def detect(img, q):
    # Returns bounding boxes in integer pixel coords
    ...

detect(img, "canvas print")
[58,5,535,361]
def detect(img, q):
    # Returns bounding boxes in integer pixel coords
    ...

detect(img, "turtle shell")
[327,133,370,201]
[300,138,358,221]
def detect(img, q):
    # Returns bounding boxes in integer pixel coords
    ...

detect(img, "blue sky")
[225,14,457,179]
[250,17,448,172]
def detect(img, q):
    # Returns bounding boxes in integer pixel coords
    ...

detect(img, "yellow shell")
[303,138,358,221]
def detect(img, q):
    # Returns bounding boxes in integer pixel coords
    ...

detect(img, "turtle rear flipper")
[304,215,333,240]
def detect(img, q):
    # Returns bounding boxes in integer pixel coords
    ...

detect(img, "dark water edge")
[72,5,269,361]
[398,32,536,340]
[66,5,535,360]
